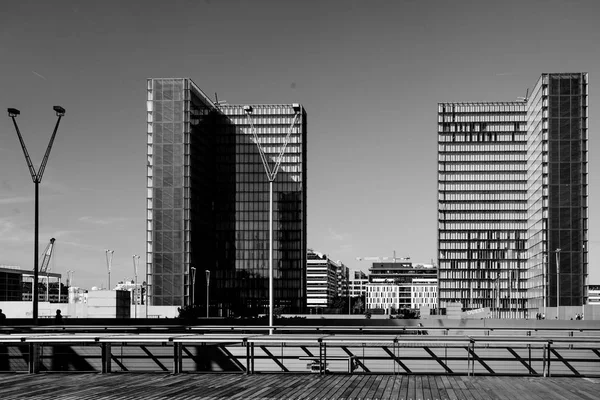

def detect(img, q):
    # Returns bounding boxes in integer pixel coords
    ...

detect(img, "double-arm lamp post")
[243,104,301,334]
[105,249,114,290]
[8,106,65,324]
[133,255,140,318]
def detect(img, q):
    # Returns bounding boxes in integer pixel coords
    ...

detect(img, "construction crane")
[38,238,56,302]
[356,251,410,263]
[39,238,56,274]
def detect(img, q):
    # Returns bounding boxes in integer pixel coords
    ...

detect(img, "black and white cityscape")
[1,1,599,398]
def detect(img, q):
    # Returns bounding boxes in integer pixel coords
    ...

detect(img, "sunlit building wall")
[437,73,588,317]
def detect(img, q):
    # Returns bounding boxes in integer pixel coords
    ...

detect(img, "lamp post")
[205,270,210,318]
[105,249,114,290]
[555,248,561,319]
[243,104,301,334]
[133,255,140,318]
[190,267,196,306]
[8,106,65,324]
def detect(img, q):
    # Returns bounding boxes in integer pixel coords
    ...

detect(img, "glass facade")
[526,73,588,311]
[146,79,307,315]
[437,73,588,317]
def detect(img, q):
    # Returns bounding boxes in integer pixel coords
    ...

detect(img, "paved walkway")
[1,373,599,399]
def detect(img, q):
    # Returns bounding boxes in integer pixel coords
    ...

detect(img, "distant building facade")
[411,278,438,310]
[437,73,588,318]
[588,285,600,305]
[146,78,307,316]
[366,262,437,313]
[306,250,338,310]
[0,265,67,303]
[349,270,368,298]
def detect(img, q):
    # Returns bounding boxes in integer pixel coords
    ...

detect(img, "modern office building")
[146,78,307,316]
[437,73,588,318]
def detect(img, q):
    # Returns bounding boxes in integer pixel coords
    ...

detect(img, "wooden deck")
[0,373,598,399]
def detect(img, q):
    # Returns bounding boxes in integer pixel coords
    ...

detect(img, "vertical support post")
[269,180,274,335]
[33,182,39,324]
[319,340,323,375]
[556,249,560,320]
[251,343,255,374]
[173,343,182,374]
[323,342,327,375]
[245,339,249,375]
[528,345,532,375]
[102,343,112,373]
[547,342,551,377]
[29,343,39,374]
[206,270,210,318]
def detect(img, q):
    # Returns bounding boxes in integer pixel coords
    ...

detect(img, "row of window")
[438,124,526,133]
[439,103,526,113]
[441,193,526,202]
[439,114,526,123]
[441,163,525,172]
[440,183,526,191]
[440,212,525,221]
[441,202,526,211]
[440,153,525,162]
[438,144,526,152]
[440,222,527,230]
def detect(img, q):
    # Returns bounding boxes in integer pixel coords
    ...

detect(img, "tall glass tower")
[437,73,588,318]
[146,78,307,316]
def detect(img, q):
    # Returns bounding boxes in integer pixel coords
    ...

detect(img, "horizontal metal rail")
[1,332,599,377]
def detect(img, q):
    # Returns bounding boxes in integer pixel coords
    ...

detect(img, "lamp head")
[53,106,66,116]
[8,108,20,117]
[243,105,253,114]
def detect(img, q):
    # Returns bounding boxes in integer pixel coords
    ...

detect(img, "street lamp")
[105,249,114,290]
[8,106,65,324]
[555,248,561,319]
[133,255,140,318]
[190,267,196,306]
[243,104,301,334]
[205,270,210,318]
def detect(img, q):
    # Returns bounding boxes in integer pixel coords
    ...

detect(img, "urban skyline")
[1,1,599,292]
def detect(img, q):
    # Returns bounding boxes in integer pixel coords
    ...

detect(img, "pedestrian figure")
[55,309,63,324]
[542,313,545,320]
[0,309,6,323]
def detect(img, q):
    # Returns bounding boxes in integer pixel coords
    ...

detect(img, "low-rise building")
[366,262,437,314]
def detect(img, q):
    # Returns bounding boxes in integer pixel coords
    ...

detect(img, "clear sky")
[1,0,598,290]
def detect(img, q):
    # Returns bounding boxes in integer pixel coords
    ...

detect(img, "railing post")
[251,342,255,374]
[29,343,39,374]
[547,341,551,377]
[101,343,112,374]
[318,339,323,375]
[172,342,182,374]
[245,339,249,375]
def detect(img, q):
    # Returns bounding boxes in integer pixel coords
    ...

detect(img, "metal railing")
[1,330,599,377]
